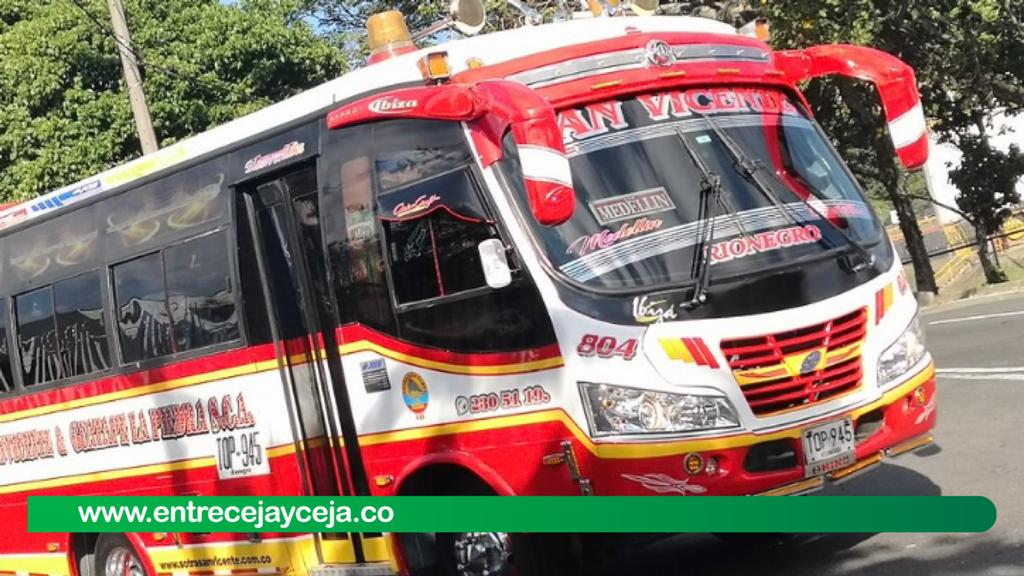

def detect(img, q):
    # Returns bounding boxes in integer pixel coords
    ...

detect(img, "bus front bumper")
[579,362,937,496]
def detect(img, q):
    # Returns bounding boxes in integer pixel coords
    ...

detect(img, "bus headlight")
[877,315,927,388]
[579,383,740,437]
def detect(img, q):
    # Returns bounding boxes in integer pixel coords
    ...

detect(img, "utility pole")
[107,0,159,154]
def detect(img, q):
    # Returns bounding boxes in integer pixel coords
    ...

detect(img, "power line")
[66,0,138,63]
[64,0,227,93]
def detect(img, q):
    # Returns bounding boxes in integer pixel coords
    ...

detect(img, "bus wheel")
[445,532,512,576]
[437,532,573,576]
[95,535,145,576]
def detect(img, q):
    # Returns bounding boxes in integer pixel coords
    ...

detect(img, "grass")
[1001,252,1024,283]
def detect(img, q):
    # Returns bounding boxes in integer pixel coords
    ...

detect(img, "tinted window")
[321,119,557,352]
[16,287,60,386]
[105,159,229,257]
[527,88,880,290]
[0,300,13,392]
[165,232,239,352]
[321,123,395,332]
[6,204,100,289]
[113,252,172,363]
[381,169,498,306]
[55,271,111,377]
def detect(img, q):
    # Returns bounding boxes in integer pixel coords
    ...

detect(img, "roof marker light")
[418,51,452,83]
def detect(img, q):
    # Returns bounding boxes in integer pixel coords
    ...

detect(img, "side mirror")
[478,238,512,289]
[451,0,487,36]
[772,45,929,170]
[470,81,577,227]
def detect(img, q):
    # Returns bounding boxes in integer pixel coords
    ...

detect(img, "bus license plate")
[802,418,855,477]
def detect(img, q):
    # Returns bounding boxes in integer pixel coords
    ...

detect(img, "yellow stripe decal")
[658,338,693,363]
[0,553,69,576]
[0,444,296,495]
[361,363,935,460]
[0,360,280,424]
[338,341,564,375]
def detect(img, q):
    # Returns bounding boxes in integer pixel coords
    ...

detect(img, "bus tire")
[434,532,574,576]
[94,534,146,576]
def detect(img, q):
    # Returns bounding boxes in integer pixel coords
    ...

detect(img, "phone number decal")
[455,386,551,417]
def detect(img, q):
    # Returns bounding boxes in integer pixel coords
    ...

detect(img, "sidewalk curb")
[920,287,1024,313]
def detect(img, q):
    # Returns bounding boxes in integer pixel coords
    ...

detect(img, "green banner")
[28,496,995,533]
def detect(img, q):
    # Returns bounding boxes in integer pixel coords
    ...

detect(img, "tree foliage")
[768,0,1024,287]
[0,0,345,201]
[949,138,1024,282]
[304,0,763,60]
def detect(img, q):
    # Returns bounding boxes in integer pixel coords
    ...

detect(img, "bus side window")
[54,271,111,378]
[165,232,239,352]
[381,168,498,306]
[322,124,398,334]
[113,231,239,364]
[0,299,14,393]
[15,286,61,387]
[113,252,173,363]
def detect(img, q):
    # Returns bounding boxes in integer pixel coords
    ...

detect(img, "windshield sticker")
[560,200,867,283]
[558,100,629,142]
[632,295,679,324]
[709,224,822,265]
[393,194,441,219]
[566,217,663,257]
[244,141,306,174]
[589,187,675,225]
[560,88,800,145]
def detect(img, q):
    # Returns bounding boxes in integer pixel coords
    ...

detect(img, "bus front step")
[309,563,393,576]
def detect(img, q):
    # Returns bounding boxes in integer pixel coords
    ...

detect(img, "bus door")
[238,163,387,565]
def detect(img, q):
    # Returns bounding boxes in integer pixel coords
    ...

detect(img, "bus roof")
[0,15,737,233]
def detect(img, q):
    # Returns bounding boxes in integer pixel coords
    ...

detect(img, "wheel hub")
[104,547,144,576]
[453,532,512,576]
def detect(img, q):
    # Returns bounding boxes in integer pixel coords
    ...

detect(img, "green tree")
[305,0,763,61]
[766,1,941,296]
[0,0,344,201]
[949,138,1024,283]
[769,0,1024,287]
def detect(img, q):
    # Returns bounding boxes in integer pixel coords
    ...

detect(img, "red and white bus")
[1,3,936,576]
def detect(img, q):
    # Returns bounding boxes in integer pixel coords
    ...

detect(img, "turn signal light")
[684,452,704,475]
[914,386,928,406]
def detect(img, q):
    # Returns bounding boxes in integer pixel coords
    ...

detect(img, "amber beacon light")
[367,10,417,64]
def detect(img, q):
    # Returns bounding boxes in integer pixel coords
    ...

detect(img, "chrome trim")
[509,44,770,88]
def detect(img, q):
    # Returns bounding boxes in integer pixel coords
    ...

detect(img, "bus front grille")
[720,308,868,416]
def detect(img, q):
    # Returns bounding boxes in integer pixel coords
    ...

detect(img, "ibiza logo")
[800,349,823,376]
[369,97,418,114]
[632,295,678,324]
[644,40,676,68]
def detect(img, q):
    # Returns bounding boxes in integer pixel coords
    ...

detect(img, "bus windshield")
[519,87,882,291]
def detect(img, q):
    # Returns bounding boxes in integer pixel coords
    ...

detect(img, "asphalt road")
[599,290,1024,576]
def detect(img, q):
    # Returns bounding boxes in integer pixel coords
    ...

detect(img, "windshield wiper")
[693,111,877,273]
[676,127,728,308]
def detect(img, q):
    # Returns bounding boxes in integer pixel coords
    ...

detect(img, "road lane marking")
[937,373,1024,381]
[937,367,1024,373]
[928,310,1024,325]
